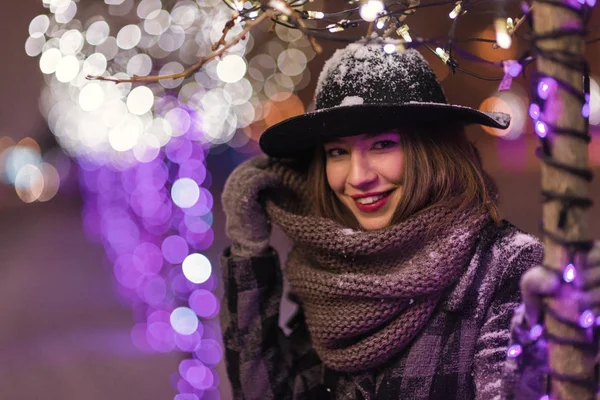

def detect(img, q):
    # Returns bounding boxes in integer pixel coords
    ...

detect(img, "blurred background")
[1,0,599,399]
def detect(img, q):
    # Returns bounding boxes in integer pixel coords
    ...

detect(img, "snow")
[316,40,430,103]
[340,96,364,106]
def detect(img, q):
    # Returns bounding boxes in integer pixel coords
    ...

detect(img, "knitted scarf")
[263,161,491,373]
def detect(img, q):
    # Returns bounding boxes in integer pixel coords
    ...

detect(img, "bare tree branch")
[86,9,275,84]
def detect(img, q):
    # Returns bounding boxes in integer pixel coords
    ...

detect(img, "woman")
[220,39,599,399]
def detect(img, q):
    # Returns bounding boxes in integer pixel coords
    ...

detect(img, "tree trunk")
[532,2,595,399]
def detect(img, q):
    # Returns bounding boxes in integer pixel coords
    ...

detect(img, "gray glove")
[221,155,282,258]
[520,240,600,326]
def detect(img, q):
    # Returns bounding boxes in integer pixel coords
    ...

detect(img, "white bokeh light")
[79,83,105,111]
[29,15,50,38]
[59,29,84,55]
[39,48,62,74]
[170,307,198,335]
[216,54,246,83]
[55,55,80,82]
[82,52,108,76]
[182,253,212,284]
[28,0,294,166]
[127,86,154,115]
[116,24,142,50]
[127,53,153,76]
[86,20,110,45]
[171,178,200,208]
[108,114,143,151]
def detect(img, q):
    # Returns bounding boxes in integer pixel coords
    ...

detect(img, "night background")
[0,0,599,399]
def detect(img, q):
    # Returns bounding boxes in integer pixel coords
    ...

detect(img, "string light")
[506,17,515,34]
[307,10,325,19]
[535,120,548,138]
[537,78,557,100]
[359,0,385,22]
[529,103,541,119]
[563,263,576,282]
[327,23,345,32]
[582,93,590,117]
[507,344,523,358]
[435,47,450,64]
[494,17,512,49]
[529,324,544,341]
[449,1,463,19]
[578,310,594,328]
[269,0,293,16]
[396,25,413,42]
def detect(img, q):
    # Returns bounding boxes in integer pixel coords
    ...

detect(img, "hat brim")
[259,103,511,158]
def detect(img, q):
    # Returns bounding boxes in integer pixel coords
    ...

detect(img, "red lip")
[352,190,394,213]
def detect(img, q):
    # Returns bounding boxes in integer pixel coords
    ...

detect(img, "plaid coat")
[220,221,547,399]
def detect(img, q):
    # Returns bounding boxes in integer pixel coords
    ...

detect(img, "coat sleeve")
[473,243,548,400]
[219,246,327,400]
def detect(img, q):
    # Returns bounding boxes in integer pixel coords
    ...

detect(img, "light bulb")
[563,263,576,282]
[449,1,462,19]
[383,44,396,54]
[529,324,543,341]
[396,25,412,42]
[579,310,594,328]
[435,47,450,64]
[495,18,512,49]
[359,0,385,22]
[507,344,522,358]
[535,120,548,138]
[308,11,325,19]
[529,103,540,119]
[537,78,557,100]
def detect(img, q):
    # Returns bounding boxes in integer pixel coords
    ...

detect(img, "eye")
[372,140,398,150]
[325,147,347,158]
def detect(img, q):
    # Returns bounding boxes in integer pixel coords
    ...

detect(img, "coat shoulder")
[442,220,543,315]
[488,220,544,280]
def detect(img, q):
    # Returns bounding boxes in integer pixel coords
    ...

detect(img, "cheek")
[375,152,405,183]
[325,163,345,193]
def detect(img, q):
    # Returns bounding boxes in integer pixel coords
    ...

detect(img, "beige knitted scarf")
[263,161,490,373]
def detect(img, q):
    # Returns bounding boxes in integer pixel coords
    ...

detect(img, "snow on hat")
[259,39,510,158]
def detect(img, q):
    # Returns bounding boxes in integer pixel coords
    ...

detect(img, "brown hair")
[307,121,502,230]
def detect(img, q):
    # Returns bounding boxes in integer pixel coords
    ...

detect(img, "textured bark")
[532,2,595,399]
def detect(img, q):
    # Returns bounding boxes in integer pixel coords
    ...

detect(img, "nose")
[347,151,377,189]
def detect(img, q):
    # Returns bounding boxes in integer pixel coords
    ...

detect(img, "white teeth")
[356,193,387,205]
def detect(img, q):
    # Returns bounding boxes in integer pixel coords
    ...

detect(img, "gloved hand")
[520,240,600,327]
[221,155,282,258]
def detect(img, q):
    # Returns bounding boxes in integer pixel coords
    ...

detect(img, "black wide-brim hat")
[259,39,511,158]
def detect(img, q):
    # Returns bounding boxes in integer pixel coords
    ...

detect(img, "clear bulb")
[359,0,385,22]
[495,18,512,49]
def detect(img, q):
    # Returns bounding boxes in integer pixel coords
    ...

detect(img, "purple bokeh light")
[162,235,190,264]
[78,107,219,397]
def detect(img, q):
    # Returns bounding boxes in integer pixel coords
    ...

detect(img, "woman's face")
[324,131,405,230]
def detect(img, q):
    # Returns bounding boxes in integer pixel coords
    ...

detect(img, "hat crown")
[315,42,447,110]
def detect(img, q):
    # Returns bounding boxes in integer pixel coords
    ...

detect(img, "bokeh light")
[182,253,211,284]
[479,90,526,140]
[28,1,316,397]
[28,0,312,167]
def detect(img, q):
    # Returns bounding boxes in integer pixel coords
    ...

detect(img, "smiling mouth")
[355,191,393,205]
[352,190,395,212]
